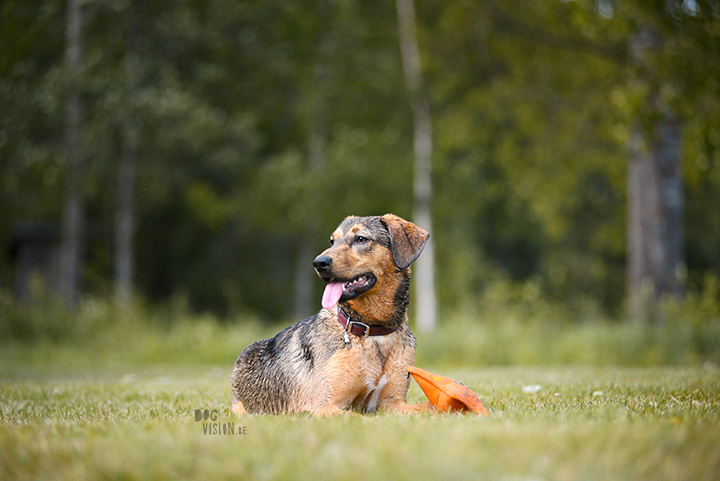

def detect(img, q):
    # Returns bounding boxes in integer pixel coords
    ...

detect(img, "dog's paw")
[232,401,247,415]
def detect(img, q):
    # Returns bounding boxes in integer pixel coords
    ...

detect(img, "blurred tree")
[1,0,719,323]
[396,0,437,332]
[422,0,628,312]
[59,0,85,307]
[626,24,684,323]
[114,5,140,306]
[421,0,720,320]
[293,0,334,319]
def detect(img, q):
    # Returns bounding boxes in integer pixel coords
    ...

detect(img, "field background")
[3,1,720,479]
[2,300,720,480]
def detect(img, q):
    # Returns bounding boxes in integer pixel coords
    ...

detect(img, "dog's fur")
[230,214,433,416]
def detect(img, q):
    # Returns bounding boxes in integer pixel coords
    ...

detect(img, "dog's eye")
[356,236,368,244]
[329,237,335,246]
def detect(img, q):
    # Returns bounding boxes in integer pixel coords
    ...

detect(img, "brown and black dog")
[231,214,434,416]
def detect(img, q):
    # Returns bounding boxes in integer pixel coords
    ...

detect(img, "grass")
[1,289,720,480]
[2,360,720,480]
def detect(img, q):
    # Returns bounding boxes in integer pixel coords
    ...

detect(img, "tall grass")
[417,276,720,368]
[1,276,719,371]
[0,291,274,372]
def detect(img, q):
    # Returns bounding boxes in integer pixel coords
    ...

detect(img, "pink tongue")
[322,282,344,309]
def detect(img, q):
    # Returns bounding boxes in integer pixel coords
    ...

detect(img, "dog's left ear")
[380,214,429,270]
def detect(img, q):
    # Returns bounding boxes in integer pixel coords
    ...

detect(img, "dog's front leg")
[312,405,362,417]
[374,366,436,414]
[381,399,436,414]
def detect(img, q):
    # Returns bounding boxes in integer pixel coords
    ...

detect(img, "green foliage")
[1,0,720,318]
[419,276,720,368]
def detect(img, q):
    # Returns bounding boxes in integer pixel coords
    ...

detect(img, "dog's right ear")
[380,214,429,270]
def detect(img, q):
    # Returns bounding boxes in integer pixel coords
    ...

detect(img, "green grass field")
[1,297,720,480]
[2,359,719,480]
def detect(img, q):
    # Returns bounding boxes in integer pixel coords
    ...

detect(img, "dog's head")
[313,214,429,311]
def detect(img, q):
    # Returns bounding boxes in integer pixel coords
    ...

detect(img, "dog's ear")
[380,214,429,270]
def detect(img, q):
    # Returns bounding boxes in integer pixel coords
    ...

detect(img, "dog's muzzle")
[313,255,332,275]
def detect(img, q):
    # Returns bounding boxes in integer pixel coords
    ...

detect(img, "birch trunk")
[59,0,85,307]
[114,24,140,306]
[114,119,137,305]
[626,26,685,323]
[396,0,437,332]
[293,0,333,319]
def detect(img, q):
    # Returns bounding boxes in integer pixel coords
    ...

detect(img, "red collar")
[337,308,399,338]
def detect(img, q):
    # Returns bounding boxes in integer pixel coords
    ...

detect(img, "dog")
[230,214,434,416]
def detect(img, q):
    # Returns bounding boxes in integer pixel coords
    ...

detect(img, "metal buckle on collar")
[346,320,371,338]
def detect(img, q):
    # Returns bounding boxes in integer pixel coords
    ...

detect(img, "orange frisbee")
[406,366,489,415]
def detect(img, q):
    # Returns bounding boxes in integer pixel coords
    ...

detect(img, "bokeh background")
[1,0,719,365]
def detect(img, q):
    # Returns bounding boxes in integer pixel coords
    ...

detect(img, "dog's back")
[231,311,344,414]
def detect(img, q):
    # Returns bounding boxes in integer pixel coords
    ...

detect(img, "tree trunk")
[115,120,137,305]
[626,26,685,323]
[396,0,437,332]
[294,0,332,319]
[59,0,85,308]
[114,23,140,306]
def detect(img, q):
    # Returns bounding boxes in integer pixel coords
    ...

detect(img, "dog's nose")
[313,256,332,272]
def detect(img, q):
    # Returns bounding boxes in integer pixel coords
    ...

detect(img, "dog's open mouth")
[321,274,377,309]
